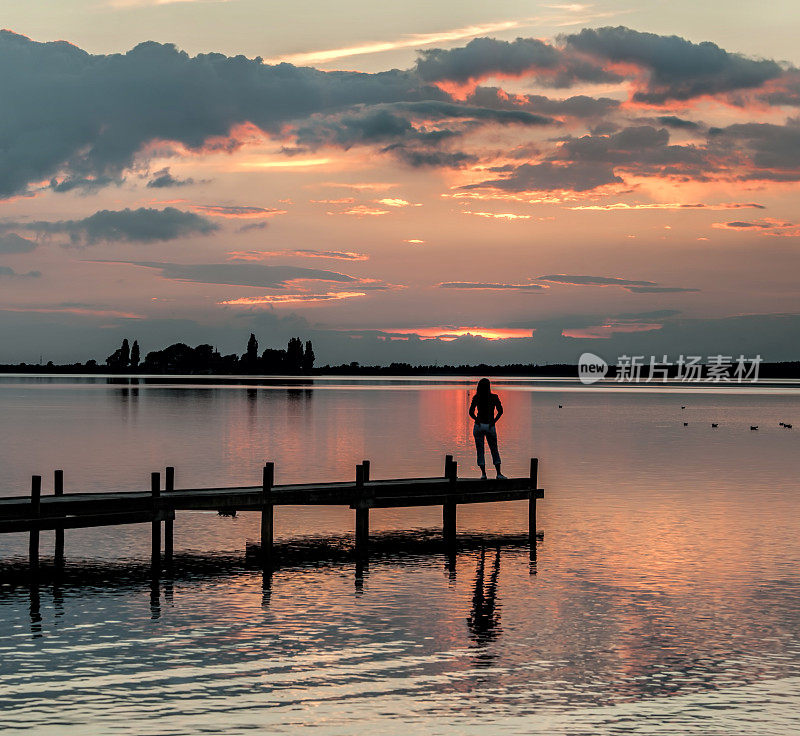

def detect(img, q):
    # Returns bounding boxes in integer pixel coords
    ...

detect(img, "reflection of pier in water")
[11,530,541,635]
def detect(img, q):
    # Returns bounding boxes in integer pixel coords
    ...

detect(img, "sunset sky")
[1,0,800,365]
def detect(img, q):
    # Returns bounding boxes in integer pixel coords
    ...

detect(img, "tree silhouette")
[242,333,259,373]
[105,339,131,372]
[78,334,318,374]
[261,347,285,373]
[286,337,304,372]
[302,340,315,372]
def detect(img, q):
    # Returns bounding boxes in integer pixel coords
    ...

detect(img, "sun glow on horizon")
[371,327,535,341]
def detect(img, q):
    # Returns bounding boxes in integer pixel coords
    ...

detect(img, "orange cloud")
[376,198,422,207]
[190,204,287,219]
[219,291,367,306]
[569,202,766,211]
[328,205,391,217]
[315,182,399,191]
[241,157,333,169]
[0,306,144,319]
[228,249,369,261]
[461,210,532,220]
[711,217,797,235]
[562,322,663,338]
[445,191,577,205]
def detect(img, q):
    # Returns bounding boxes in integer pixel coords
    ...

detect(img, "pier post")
[529,458,539,558]
[355,463,369,557]
[151,472,161,571]
[29,475,41,573]
[443,458,457,545]
[261,462,274,569]
[54,469,64,568]
[164,467,174,564]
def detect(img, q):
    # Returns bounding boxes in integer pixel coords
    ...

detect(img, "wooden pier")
[0,456,544,572]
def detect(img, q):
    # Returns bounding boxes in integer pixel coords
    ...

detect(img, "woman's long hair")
[475,377,491,414]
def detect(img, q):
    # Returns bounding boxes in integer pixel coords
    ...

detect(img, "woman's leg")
[473,424,487,477]
[487,427,504,478]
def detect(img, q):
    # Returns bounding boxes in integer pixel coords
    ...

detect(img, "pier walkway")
[0,456,543,571]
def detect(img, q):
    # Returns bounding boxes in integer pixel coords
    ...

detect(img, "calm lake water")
[1,374,799,734]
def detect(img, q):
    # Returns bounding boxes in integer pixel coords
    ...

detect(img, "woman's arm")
[492,396,503,424]
[468,395,478,421]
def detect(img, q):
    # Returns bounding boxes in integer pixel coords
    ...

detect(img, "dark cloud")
[146,168,195,188]
[416,37,560,83]
[396,100,554,126]
[722,220,774,229]
[228,249,369,261]
[0,232,37,253]
[6,207,217,245]
[0,265,41,278]
[387,147,477,169]
[293,107,456,150]
[466,125,714,192]
[1,27,796,199]
[708,121,800,174]
[0,30,443,198]
[1,30,579,195]
[466,87,620,119]
[656,115,702,130]
[563,26,785,103]
[624,286,700,293]
[292,101,554,164]
[538,274,657,287]
[465,160,622,192]
[557,126,707,171]
[237,221,270,233]
[415,36,619,87]
[536,275,699,293]
[759,71,800,106]
[49,175,120,193]
[120,261,357,288]
[438,281,546,291]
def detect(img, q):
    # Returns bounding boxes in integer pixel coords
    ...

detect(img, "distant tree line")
[102,334,315,374]
[3,342,800,378]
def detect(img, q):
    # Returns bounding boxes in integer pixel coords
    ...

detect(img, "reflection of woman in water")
[469,378,505,479]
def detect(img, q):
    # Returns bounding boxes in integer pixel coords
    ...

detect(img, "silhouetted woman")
[469,378,505,479]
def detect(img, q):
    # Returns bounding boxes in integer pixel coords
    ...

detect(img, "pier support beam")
[261,462,274,569]
[54,470,64,569]
[529,458,539,559]
[355,463,369,557]
[29,475,41,573]
[151,472,161,572]
[164,467,174,565]
[443,456,457,545]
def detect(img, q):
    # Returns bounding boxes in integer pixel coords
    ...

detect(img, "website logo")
[578,352,608,384]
